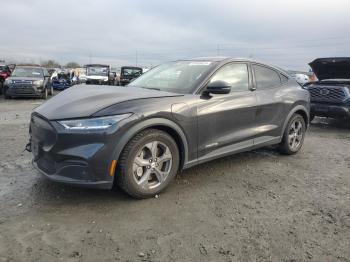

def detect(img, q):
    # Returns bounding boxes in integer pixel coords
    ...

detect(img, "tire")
[116,129,180,199]
[41,88,48,100]
[3,87,10,99]
[309,114,315,123]
[49,85,54,96]
[279,114,306,155]
[0,81,3,95]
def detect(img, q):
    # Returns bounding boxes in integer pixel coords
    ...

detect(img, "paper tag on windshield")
[189,62,212,66]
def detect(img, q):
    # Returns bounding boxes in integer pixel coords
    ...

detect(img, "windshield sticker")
[189,62,212,66]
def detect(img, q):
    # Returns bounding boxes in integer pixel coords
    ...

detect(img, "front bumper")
[311,103,350,118]
[32,160,113,189]
[86,79,109,85]
[6,85,43,97]
[52,83,71,90]
[29,113,135,189]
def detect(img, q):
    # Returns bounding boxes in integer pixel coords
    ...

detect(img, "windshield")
[129,61,215,94]
[87,67,108,76]
[122,68,142,77]
[11,67,43,78]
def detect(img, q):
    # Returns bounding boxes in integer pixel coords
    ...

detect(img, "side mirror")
[205,80,231,94]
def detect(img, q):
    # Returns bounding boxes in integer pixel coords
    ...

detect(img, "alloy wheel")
[288,119,304,151]
[132,141,173,190]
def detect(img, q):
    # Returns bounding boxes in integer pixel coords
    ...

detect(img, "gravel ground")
[0,94,349,262]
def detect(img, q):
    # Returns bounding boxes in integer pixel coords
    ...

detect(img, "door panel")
[252,64,287,145]
[254,88,286,142]
[197,92,257,159]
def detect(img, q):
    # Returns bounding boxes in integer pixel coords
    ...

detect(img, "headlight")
[58,114,131,130]
[33,80,44,86]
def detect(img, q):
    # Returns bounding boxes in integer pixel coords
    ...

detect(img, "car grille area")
[308,85,349,104]
[10,80,36,94]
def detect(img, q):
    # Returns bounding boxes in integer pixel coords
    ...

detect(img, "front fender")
[111,117,189,170]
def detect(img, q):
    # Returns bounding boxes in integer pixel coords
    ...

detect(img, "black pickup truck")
[119,66,143,86]
[305,58,350,121]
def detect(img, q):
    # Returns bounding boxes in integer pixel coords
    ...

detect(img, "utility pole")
[216,44,220,56]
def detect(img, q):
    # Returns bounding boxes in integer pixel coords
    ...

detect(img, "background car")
[51,72,72,90]
[28,58,309,198]
[0,64,12,94]
[304,57,350,121]
[85,64,112,85]
[3,66,52,99]
[119,66,143,86]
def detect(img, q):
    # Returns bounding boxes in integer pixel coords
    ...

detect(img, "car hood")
[8,76,42,81]
[309,57,350,80]
[34,85,183,120]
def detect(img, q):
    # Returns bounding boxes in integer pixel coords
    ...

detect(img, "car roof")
[176,57,289,75]
[121,66,142,69]
[15,65,44,69]
[184,57,271,64]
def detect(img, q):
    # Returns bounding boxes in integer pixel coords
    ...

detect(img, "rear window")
[253,64,281,89]
[121,68,142,77]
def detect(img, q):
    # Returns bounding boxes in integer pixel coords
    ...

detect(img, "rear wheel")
[116,129,180,198]
[309,114,315,123]
[279,114,306,155]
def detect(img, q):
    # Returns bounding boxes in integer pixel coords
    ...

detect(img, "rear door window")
[253,64,281,89]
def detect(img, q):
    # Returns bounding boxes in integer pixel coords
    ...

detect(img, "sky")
[1,0,350,70]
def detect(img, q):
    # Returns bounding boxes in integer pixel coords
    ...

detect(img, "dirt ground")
[0,94,349,262]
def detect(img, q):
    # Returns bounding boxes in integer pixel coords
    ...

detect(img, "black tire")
[49,85,54,96]
[309,114,315,123]
[279,114,306,155]
[3,87,10,99]
[116,129,180,199]
[0,81,3,95]
[41,88,48,99]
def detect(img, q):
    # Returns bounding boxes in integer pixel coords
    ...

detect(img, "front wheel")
[41,88,48,99]
[49,85,54,96]
[116,129,180,198]
[3,87,10,99]
[279,114,306,155]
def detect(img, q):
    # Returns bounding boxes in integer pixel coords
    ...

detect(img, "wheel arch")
[281,104,309,138]
[112,118,189,173]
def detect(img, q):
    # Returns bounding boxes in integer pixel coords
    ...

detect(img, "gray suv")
[28,58,310,198]
[4,66,53,99]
